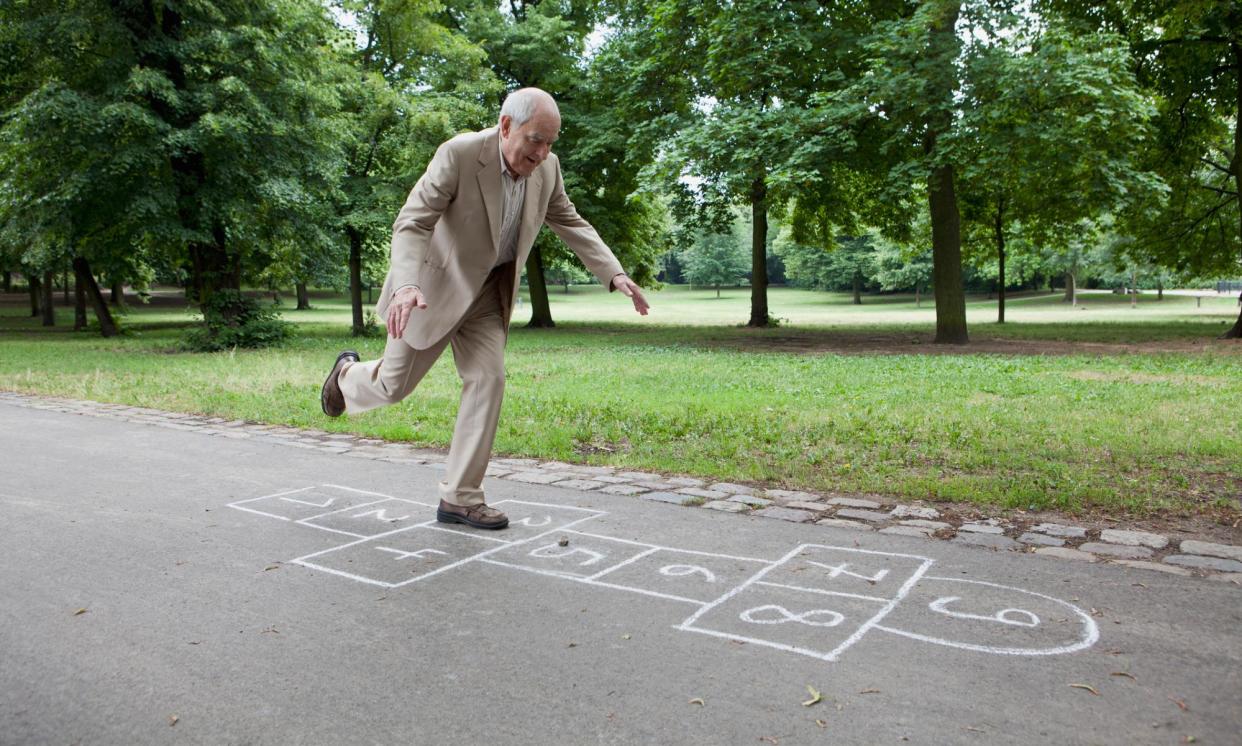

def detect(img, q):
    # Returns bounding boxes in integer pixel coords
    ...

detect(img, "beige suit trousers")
[338,264,513,506]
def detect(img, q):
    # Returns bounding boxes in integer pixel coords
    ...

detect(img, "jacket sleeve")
[542,156,625,288]
[388,139,459,294]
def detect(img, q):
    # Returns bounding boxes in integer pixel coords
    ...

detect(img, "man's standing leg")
[436,264,512,529]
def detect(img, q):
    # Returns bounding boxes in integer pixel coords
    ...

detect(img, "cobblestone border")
[4,390,1240,586]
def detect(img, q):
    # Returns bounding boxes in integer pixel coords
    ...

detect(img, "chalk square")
[228,484,402,523]
[872,576,1098,655]
[761,544,932,601]
[483,500,606,541]
[299,497,434,537]
[483,530,655,579]
[589,548,772,604]
[679,582,889,661]
[292,524,507,588]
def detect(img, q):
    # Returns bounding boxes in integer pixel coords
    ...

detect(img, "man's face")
[499,107,560,178]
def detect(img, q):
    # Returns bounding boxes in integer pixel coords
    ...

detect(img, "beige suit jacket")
[375,127,625,349]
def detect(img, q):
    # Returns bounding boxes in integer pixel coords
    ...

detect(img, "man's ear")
[499,115,511,138]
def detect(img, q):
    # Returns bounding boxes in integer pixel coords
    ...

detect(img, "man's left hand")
[613,274,650,316]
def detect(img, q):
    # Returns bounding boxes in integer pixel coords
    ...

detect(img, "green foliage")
[681,228,749,292]
[183,291,290,352]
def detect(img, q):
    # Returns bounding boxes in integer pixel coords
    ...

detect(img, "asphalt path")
[1,402,1239,745]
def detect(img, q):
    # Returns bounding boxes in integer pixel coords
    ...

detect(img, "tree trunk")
[852,269,862,305]
[347,227,365,335]
[924,1,968,344]
[2,271,10,292]
[29,274,40,317]
[62,267,70,304]
[110,278,125,307]
[1157,279,1163,300]
[296,281,310,310]
[73,257,118,337]
[915,282,921,308]
[747,173,770,327]
[41,271,55,326]
[995,202,1006,324]
[525,244,555,327]
[1131,269,1138,308]
[1219,38,1242,339]
[715,284,720,299]
[1065,270,1077,306]
[74,270,88,330]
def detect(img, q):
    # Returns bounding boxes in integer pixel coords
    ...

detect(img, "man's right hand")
[387,286,428,339]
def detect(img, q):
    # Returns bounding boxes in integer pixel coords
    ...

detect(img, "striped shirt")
[496,139,527,269]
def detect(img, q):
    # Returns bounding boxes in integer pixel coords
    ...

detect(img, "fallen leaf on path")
[802,685,822,707]
[1110,672,1137,681]
[187,641,201,645]
[814,720,827,729]
[567,642,577,648]
[621,634,631,640]
[963,727,986,733]
[758,737,778,745]
[168,716,179,727]
[1169,696,1189,711]
[73,608,87,616]
[688,698,704,706]
[264,564,280,571]
[1069,684,1099,696]
[860,688,881,694]
[557,537,570,547]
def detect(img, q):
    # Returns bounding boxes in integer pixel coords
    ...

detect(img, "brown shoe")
[320,350,359,417]
[436,500,509,530]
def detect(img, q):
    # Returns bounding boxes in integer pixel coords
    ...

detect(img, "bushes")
[183,290,290,352]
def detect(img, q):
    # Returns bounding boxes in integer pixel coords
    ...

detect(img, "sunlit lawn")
[2,284,1239,519]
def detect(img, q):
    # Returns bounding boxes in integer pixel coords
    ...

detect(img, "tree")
[681,227,749,298]
[1042,0,1242,337]
[331,0,495,335]
[0,0,349,344]
[635,0,844,327]
[955,23,1161,323]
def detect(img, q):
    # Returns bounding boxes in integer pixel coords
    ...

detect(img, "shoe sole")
[320,352,358,417]
[436,509,509,530]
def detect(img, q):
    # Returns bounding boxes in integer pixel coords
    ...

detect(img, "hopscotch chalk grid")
[229,484,1100,664]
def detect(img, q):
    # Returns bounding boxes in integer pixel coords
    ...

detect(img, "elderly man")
[320,87,649,530]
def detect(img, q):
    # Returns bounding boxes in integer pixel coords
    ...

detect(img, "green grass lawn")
[2,284,1239,519]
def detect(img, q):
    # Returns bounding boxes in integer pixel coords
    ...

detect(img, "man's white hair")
[500,88,558,127]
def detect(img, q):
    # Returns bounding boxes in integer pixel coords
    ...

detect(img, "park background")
[1,0,1239,529]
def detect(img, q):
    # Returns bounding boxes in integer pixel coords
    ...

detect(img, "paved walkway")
[3,391,1240,582]
[2,396,1240,743]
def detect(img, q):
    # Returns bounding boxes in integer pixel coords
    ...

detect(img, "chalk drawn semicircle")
[872,576,1100,657]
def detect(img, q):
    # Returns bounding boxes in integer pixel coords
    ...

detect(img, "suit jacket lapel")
[476,129,502,254]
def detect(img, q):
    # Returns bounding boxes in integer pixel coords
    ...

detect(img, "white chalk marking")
[529,543,607,566]
[375,547,448,561]
[659,564,718,583]
[570,531,767,563]
[807,560,890,584]
[227,485,318,520]
[384,513,605,589]
[479,558,707,605]
[585,547,661,580]
[514,516,552,527]
[290,520,439,563]
[754,581,888,604]
[873,576,1099,656]
[281,495,335,508]
[739,605,845,627]
[349,508,411,523]
[928,596,1039,628]
[288,560,396,588]
[677,544,934,663]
